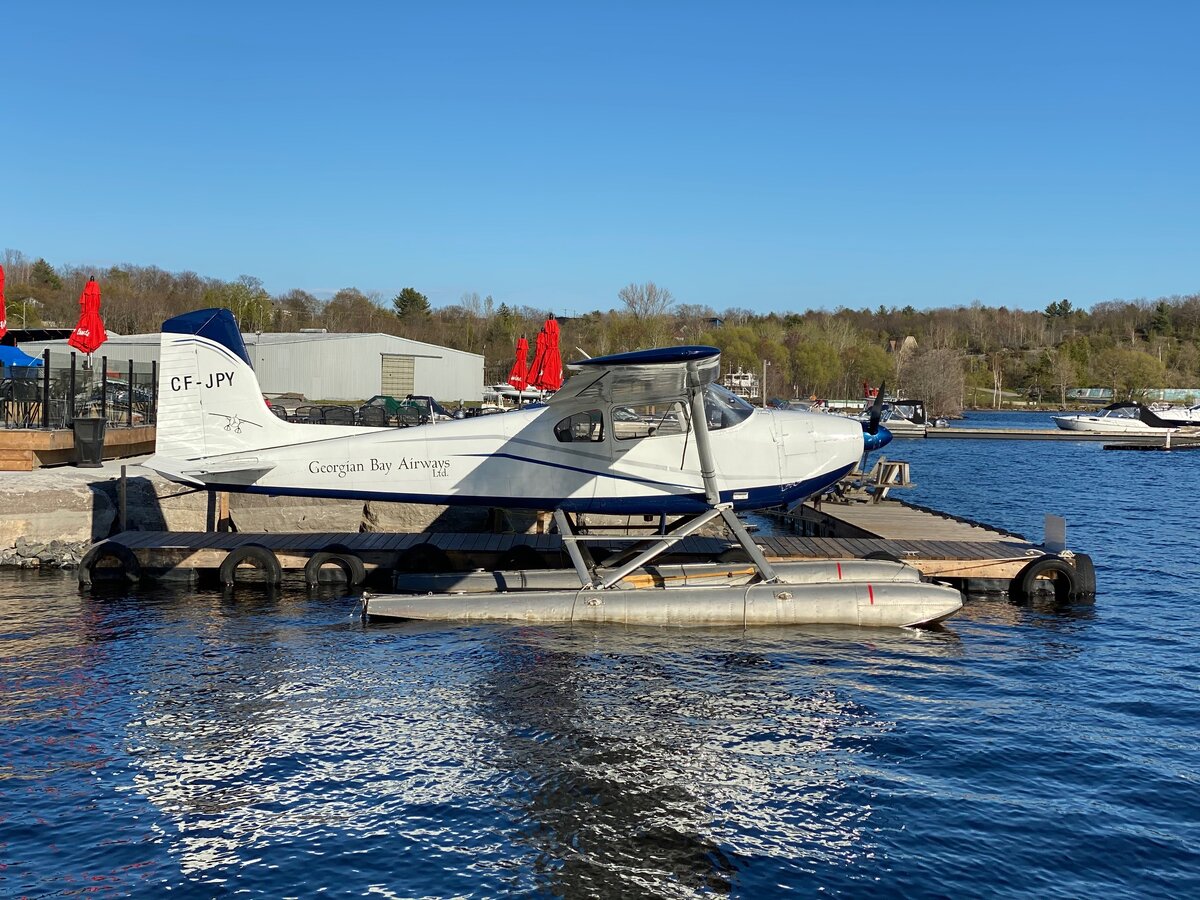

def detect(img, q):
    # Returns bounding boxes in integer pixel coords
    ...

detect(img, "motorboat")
[489,382,550,403]
[1052,402,1178,433]
[1151,404,1200,427]
[860,399,938,437]
[722,367,759,401]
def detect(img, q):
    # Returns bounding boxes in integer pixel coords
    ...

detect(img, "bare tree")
[904,349,966,417]
[618,281,675,320]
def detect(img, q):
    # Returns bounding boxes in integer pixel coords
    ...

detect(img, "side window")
[554,409,605,443]
[613,402,690,441]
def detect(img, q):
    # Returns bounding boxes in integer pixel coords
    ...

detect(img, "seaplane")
[145,309,962,628]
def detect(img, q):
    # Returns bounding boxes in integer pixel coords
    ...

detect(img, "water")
[3,415,1199,897]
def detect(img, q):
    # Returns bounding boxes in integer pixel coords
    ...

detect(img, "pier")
[917,426,1200,442]
[82,492,1094,601]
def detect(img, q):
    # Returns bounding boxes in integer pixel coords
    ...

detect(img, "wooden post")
[217,491,234,532]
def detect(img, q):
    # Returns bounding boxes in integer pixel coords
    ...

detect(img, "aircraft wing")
[549,346,721,406]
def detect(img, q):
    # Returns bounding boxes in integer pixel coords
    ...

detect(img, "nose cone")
[863,425,893,452]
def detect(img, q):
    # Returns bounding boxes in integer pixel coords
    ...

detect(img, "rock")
[15,539,48,559]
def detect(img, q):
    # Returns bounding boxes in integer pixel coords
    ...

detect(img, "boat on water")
[1150,403,1200,427]
[859,399,943,437]
[723,367,759,401]
[1052,402,1180,433]
[488,382,551,404]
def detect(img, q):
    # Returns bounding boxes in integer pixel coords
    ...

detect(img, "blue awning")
[1,345,44,376]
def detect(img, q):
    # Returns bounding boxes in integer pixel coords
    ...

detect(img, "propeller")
[859,381,892,465]
[865,381,886,435]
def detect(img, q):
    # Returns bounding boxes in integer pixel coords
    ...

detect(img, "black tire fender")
[393,541,453,574]
[498,543,548,570]
[863,550,902,563]
[1070,553,1097,595]
[1013,555,1077,602]
[219,543,282,586]
[305,549,367,587]
[79,541,141,586]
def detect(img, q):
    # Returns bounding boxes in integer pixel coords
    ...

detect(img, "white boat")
[722,367,759,401]
[1052,402,1176,433]
[860,399,938,437]
[487,383,550,404]
[1151,404,1200,427]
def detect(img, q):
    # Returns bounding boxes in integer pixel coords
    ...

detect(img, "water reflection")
[468,624,964,894]
[2,570,1129,897]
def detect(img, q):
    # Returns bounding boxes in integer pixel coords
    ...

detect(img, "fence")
[1,350,157,430]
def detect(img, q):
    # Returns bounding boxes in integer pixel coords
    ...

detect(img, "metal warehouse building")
[21,330,485,404]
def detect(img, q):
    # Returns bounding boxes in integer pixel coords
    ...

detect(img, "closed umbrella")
[0,264,7,339]
[507,336,529,391]
[538,316,563,391]
[68,277,108,355]
[525,328,547,391]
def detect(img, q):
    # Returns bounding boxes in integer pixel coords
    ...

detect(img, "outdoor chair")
[323,405,355,426]
[395,407,424,427]
[357,405,389,427]
[9,375,42,428]
[270,404,289,420]
[304,406,326,424]
[291,408,324,424]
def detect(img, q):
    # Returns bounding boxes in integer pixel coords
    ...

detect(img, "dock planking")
[95,503,1064,595]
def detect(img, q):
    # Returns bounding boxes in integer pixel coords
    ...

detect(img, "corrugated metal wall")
[20,332,485,403]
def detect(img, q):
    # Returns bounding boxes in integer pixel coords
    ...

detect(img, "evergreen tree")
[31,258,62,289]
[393,287,431,319]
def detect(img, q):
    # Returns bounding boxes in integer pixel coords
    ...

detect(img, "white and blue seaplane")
[146,309,962,627]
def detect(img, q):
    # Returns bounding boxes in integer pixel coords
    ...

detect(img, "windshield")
[702,383,755,430]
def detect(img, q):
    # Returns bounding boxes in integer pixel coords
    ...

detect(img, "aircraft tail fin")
[151,308,294,462]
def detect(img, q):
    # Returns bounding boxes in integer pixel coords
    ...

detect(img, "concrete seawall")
[0,456,543,571]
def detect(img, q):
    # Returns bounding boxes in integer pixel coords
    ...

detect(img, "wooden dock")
[84,491,1091,598]
[923,426,1199,442]
[765,496,1063,592]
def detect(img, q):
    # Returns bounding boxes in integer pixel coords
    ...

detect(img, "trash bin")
[73,417,106,468]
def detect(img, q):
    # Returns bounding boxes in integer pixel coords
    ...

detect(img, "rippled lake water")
[2,412,1199,897]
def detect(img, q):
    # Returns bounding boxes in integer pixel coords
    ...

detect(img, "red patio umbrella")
[538,316,563,391]
[507,336,529,391]
[0,265,7,340]
[525,328,547,390]
[68,276,108,355]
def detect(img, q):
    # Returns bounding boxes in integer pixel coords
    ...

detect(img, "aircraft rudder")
[155,308,284,458]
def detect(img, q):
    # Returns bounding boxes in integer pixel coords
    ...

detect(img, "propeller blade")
[867,381,886,435]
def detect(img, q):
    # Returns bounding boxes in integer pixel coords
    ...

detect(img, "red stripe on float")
[837,562,842,580]
[868,584,875,605]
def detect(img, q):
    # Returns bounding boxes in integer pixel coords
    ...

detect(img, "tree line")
[5,248,1198,414]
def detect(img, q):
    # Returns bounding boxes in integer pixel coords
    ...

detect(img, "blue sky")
[2,1,1196,315]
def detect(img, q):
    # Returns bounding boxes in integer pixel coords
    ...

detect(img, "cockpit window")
[612,402,690,441]
[554,409,605,442]
[703,383,755,430]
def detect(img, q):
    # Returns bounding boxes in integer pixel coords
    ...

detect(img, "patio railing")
[1,350,157,430]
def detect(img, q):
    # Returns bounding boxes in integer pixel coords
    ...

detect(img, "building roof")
[22,329,482,360]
